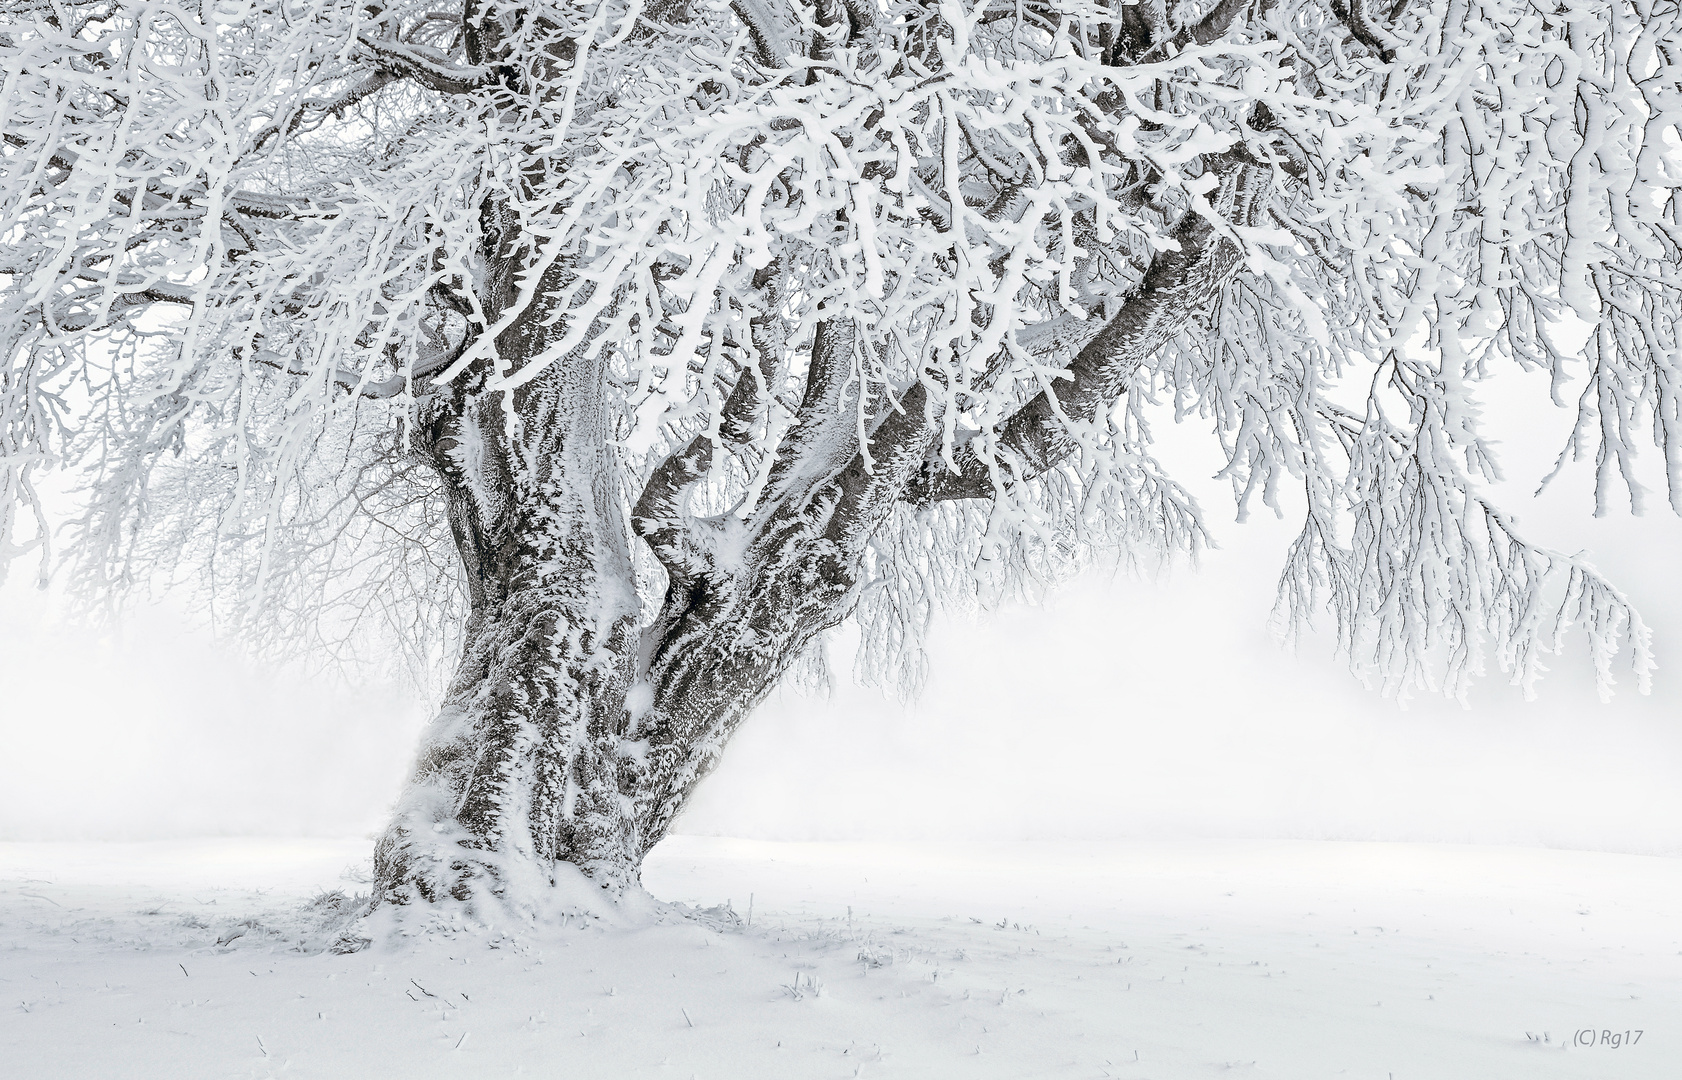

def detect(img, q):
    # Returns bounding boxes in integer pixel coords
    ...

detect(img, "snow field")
[2,836,1677,1079]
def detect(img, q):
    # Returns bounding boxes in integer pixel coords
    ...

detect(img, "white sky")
[2,368,1679,853]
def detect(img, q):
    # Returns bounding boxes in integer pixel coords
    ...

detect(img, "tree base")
[344,863,742,953]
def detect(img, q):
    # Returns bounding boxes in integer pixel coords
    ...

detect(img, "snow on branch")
[1273,386,1655,704]
[0,0,1673,703]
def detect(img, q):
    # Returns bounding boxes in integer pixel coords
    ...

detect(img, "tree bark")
[373,275,648,904]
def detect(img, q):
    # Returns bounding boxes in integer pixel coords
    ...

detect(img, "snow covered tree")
[2,0,1675,912]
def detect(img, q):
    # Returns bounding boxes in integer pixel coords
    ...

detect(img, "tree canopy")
[3,0,1675,717]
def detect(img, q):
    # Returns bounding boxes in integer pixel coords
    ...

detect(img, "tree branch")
[250,70,400,155]
[1327,0,1405,64]
[243,342,463,401]
[1183,0,1273,47]
[904,160,1273,505]
[731,0,796,67]
[355,34,493,95]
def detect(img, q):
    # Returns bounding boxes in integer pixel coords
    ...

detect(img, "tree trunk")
[373,310,649,906]
[367,365,885,911]
[372,579,643,907]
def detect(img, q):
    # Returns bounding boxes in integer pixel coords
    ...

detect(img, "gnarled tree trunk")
[372,214,653,903]
[372,346,645,903]
[369,159,1267,911]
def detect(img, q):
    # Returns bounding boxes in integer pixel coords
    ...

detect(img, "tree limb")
[903,160,1273,505]
[356,34,493,95]
[1327,0,1405,63]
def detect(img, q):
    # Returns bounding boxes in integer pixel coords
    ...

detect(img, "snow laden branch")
[1273,376,1656,704]
[1,0,1676,910]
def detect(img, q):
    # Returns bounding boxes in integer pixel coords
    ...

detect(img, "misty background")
[3,368,1679,855]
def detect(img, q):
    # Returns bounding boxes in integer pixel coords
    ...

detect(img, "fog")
[3,372,1680,855]
[688,510,1682,854]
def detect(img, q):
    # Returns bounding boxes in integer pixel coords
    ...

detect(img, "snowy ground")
[1,837,1677,1079]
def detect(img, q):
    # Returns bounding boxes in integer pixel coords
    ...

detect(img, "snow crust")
[3,836,1677,1078]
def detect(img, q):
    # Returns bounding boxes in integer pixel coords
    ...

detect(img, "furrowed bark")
[374,251,644,904]
[629,380,943,852]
